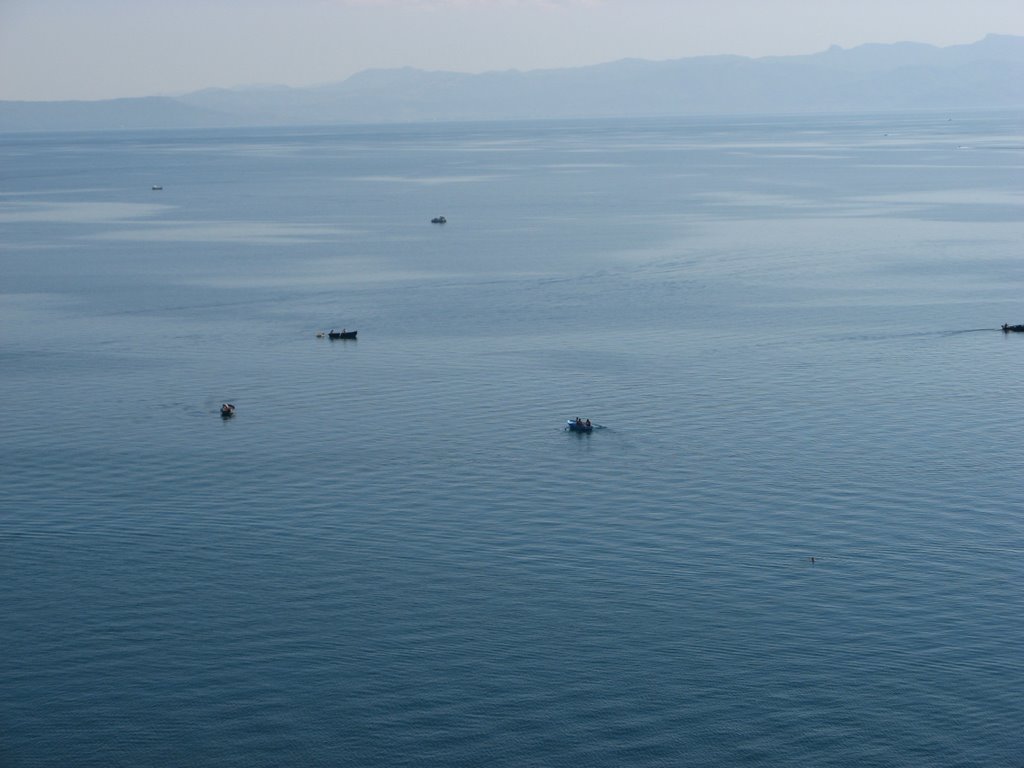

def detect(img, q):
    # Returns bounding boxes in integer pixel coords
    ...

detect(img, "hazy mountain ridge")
[3,34,1023,131]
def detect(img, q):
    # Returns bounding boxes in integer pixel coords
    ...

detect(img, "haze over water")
[2,112,1023,767]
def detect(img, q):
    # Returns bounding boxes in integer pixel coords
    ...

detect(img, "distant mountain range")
[3,34,1023,132]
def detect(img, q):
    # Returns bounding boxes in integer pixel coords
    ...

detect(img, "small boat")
[151,185,163,191]
[220,403,235,418]
[566,418,593,433]
[431,216,447,224]
[328,329,357,340]
[1002,324,1024,333]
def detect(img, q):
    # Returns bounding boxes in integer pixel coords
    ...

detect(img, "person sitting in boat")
[585,419,591,428]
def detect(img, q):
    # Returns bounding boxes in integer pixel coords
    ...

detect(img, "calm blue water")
[3,113,1024,767]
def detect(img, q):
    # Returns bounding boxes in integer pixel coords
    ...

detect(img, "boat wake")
[832,328,998,342]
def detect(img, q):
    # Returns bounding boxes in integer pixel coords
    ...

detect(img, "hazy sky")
[2,0,1022,101]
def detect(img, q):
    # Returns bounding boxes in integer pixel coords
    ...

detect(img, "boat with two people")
[566,417,593,433]
[328,329,357,340]
[431,216,447,224]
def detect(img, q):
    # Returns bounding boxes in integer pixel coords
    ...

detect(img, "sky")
[1,0,1023,101]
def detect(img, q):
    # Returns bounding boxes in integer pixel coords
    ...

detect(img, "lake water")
[2,112,1024,767]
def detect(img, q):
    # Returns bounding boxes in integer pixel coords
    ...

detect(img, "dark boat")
[1002,324,1024,333]
[431,216,447,224]
[220,403,235,418]
[566,418,593,433]
[328,329,357,339]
